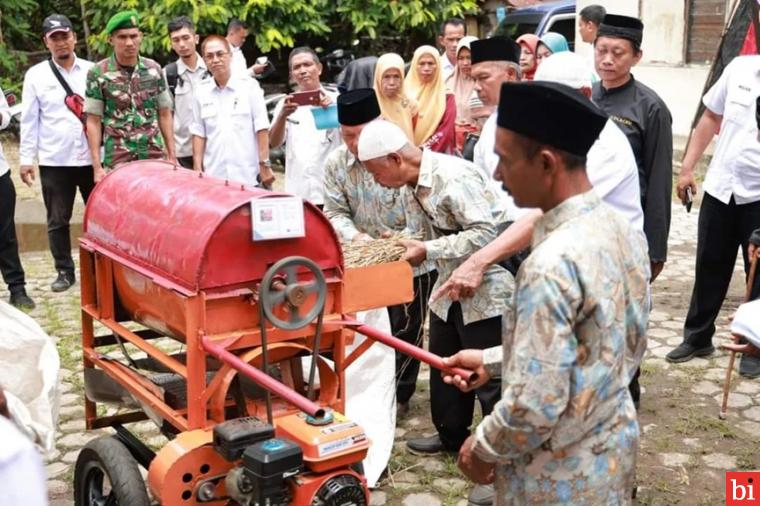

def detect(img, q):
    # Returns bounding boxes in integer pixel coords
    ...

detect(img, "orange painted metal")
[78,162,434,504]
[147,429,231,506]
[342,261,414,313]
[274,411,369,474]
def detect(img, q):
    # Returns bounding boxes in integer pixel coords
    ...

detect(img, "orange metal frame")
[79,243,414,433]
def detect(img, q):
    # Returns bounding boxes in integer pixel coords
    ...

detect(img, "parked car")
[493,0,577,50]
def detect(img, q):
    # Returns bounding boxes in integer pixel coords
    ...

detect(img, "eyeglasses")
[204,51,230,61]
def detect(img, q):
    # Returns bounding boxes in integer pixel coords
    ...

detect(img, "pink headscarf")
[517,34,540,81]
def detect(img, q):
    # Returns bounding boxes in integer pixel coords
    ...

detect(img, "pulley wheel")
[260,256,327,330]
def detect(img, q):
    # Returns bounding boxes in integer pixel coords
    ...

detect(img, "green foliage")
[336,0,478,40]
[0,0,478,91]
[83,0,476,58]
[0,0,37,94]
[85,0,333,57]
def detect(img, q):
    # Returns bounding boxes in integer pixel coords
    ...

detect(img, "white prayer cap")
[534,51,593,91]
[357,119,410,162]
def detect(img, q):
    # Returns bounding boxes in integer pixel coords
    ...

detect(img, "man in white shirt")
[433,52,648,341]
[535,51,643,233]
[226,19,267,79]
[270,46,342,206]
[0,90,35,310]
[191,36,271,187]
[164,16,209,169]
[579,5,606,44]
[438,18,466,82]
[669,55,760,378]
[470,37,523,215]
[19,14,94,293]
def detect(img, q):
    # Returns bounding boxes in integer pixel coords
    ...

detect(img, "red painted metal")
[200,334,325,419]
[335,319,479,383]
[83,160,343,294]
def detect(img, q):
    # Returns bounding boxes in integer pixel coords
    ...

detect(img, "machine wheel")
[74,435,150,506]
[260,256,327,330]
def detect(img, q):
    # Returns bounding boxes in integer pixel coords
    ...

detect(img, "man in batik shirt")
[357,119,513,504]
[443,82,650,504]
[323,89,437,416]
[85,10,175,181]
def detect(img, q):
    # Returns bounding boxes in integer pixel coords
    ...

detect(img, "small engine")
[310,474,366,506]
[216,412,369,505]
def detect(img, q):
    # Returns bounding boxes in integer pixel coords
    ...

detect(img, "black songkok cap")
[337,88,381,126]
[470,36,521,65]
[496,81,608,157]
[597,14,644,47]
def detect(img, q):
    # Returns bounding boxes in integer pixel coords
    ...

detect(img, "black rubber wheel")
[74,435,150,506]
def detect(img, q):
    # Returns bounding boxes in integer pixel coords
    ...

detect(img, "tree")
[82,0,477,58]
[0,0,479,92]
[0,0,36,93]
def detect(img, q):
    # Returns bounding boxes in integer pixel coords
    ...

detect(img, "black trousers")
[429,302,502,451]
[0,172,26,293]
[39,165,94,274]
[387,270,437,405]
[684,193,760,347]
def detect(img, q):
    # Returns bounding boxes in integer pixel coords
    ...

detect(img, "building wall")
[575,0,687,65]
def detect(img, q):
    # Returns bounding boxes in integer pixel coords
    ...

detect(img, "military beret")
[105,10,140,35]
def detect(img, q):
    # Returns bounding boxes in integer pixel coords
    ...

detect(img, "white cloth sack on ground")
[301,308,396,488]
[343,308,396,488]
[0,301,61,453]
[731,298,760,348]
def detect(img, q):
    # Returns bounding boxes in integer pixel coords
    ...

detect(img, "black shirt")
[593,75,673,263]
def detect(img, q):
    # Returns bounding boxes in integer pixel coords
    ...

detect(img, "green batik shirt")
[84,54,173,168]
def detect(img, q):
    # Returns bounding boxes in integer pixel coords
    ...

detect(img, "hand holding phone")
[290,90,321,107]
[685,187,693,213]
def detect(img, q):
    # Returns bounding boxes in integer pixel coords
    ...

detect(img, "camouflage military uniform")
[84,54,172,168]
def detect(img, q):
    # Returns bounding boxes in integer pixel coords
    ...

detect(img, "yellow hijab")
[373,53,416,142]
[404,45,447,146]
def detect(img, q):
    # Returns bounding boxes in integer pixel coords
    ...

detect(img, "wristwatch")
[259,159,272,167]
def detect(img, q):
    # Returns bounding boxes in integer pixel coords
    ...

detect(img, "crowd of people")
[1,4,760,505]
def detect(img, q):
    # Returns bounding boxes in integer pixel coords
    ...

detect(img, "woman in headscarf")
[516,34,539,80]
[536,32,570,67]
[405,45,456,154]
[373,53,417,142]
[445,36,483,153]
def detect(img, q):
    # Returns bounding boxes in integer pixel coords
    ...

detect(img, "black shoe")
[739,354,760,379]
[665,342,715,363]
[406,435,454,455]
[9,290,35,310]
[397,401,410,418]
[51,271,75,292]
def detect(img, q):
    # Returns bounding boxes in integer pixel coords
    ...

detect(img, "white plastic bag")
[0,301,61,453]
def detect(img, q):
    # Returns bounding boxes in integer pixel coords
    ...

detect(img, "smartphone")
[685,187,693,213]
[290,90,321,107]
